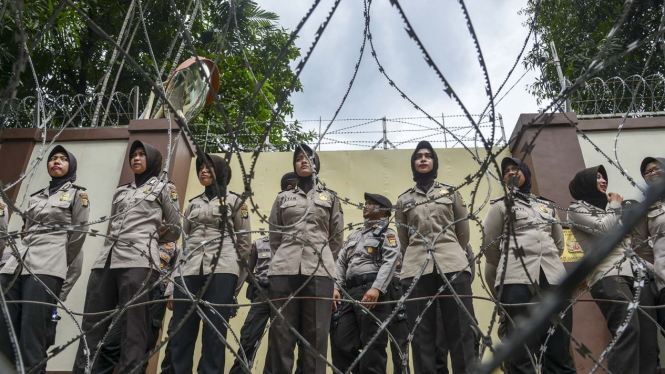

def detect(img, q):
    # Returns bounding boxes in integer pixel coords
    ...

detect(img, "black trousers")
[435,303,450,374]
[269,275,333,374]
[591,276,639,374]
[95,285,167,374]
[387,278,410,374]
[499,271,576,374]
[402,271,478,374]
[592,275,658,374]
[160,315,174,374]
[72,266,159,374]
[0,273,62,373]
[638,277,661,374]
[229,284,274,374]
[170,272,237,374]
[331,284,391,374]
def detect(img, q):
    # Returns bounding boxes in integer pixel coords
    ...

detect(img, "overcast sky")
[255,0,545,150]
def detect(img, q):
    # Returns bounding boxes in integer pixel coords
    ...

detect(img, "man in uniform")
[229,172,302,374]
[331,193,400,374]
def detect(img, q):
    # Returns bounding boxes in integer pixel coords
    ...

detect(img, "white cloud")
[255,0,541,150]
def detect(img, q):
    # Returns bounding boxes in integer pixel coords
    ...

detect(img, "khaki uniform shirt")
[60,250,84,301]
[180,192,251,277]
[569,201,633,285]
[395,182,470,279]
[0,195,7,258]
[335,225,400,294]
[633,200,665,290]
[1,182,90,279]
[268,186,344,278]
[92,177,181,269]
[483,195,566,287]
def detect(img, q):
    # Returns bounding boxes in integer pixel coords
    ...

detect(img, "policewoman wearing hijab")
[170,153,251,374]
[482,157,575,374]
[72,140,181,374]
[568,165,655,374]
[633,157,665,328]
[0,145,90,373]
[395,140,477,374]
[268,144,344,374]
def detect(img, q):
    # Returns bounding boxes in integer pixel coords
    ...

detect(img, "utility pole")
[549,41,571,112]
[382,116,388,150]
[442,113,448,148]
[498,114,507,145]
[133,86,140,120]
[319,116,322,151]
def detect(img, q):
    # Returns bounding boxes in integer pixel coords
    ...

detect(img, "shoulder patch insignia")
[79,193,89,208]
[0,203,5,217]
[241,203,249,219]
[386,233,397,247]
[169,185,178,201]
[338,200,343,214]
[459,193,466,207]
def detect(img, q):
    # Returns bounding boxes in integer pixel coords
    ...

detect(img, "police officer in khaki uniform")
[395,141,477,374]
[331,193,399,374]
[73,140,180,374]
[483,157,575,374]
[568,165,654,374]
[230,172,303,374]
[268,144,344,374]
[0,145,90,373]
[171,153,250,374]
[635,157,665,291]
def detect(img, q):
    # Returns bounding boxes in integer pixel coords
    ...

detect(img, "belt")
[347,273,378,289]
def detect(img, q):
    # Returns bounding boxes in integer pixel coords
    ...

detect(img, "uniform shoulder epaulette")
[398,188,412,198]
[71,184,87,191]
[436,182,454,188]
[117,182,132,188]
[188,193,205,203]
[228,190,241,198]
[30,188,46,197]
[537,196,554,203]
[490,196,505,204]
[280,186,294,193]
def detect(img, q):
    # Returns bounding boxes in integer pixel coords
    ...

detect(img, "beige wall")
[578,128,665,201]
[159,147,509,373]
[6,140,129,371]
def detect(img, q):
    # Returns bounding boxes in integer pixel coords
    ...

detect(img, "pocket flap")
[513,210,528,220]
[648,208,665,219]
[113,192,127,204]
[314,199,332,208]
[52,200,72,208]
[364,238,381,247]
[434,197,453,205]
[280,199,297,209]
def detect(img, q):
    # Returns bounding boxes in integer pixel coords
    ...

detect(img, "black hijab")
[411,141,438,193]
[569,165,608,210]
[196,153,232,200]
[48,145,77,194]
[501,157,532,198]
[640,156,665,183]
[280,172,298,191]
[129,140,162,187]
[293,144,320,194]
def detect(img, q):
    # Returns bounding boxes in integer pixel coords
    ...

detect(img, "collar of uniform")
[45,181,72,196]
[200,190,227,203]
[362,223,379,234]
[132,176,159,189]
[411,181,441,196]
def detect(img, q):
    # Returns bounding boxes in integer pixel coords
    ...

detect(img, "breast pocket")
[363,238,381,257]
[343,240,359,257]
[434,197,454,219]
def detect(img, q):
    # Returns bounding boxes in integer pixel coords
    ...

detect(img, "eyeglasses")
[644,167,662,177]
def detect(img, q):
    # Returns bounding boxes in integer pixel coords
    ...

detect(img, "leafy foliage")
[0,0,314,151]
[521,0,665,113]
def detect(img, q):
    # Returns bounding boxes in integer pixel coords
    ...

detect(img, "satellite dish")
[162,57,220,123]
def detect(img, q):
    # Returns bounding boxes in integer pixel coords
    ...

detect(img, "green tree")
[0,0,314,151]
[521,0,665,114]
